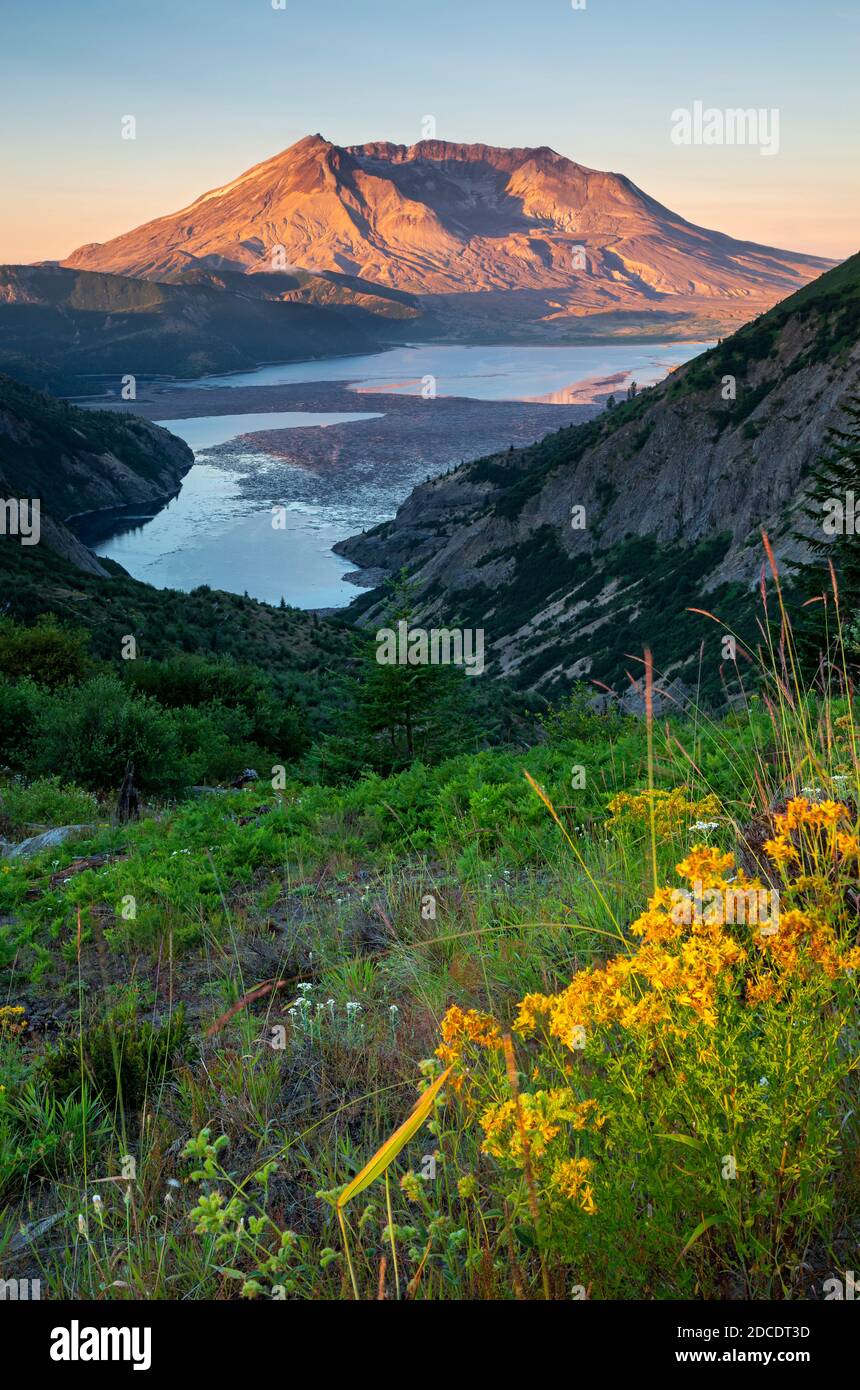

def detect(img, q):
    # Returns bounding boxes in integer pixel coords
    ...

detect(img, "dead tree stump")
[115,760,140,824]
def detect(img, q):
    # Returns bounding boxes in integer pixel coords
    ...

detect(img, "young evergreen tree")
[791,394,860,678]
[347,574,478,773]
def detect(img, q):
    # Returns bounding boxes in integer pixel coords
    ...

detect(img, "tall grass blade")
[336,1066,451,1211]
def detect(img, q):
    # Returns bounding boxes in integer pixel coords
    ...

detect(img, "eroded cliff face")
[0,375,193,573]
[339,255,860,701]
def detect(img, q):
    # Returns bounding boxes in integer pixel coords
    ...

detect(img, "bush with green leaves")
[538,681,630,744]
[0,615,92,688]
[40,1003,187,1114]
[0,677,43,770]
[0,775,100,836]
[2,670,301,795]
[32,674,181,792]
[123,654,306,757]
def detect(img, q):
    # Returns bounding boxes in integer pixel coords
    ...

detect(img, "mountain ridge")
[0,373,193,573]
[0,262,406,392]
[62,135,834,341]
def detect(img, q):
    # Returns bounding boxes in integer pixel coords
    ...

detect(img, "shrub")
[33,675,179,792]
[169,702,265,785]
[0,775,100,835]
[0,615,92,688]
[539,682,630,743]
[123,655,306,756]
[41,1004,187,1112]
[436,808,860,1298]
[0,677,43,769]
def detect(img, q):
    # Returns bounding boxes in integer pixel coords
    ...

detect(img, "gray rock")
[8,1211,64,1253]
[620,678,694,719]
[5,824,96,861]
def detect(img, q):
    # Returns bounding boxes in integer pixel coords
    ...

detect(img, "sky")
[0,0,857,264]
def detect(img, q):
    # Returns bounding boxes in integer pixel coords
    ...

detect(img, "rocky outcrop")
[340,254,860,703]
[0,373,194,572]
[2,825,97,862]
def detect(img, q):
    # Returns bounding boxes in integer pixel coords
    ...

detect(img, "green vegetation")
[792,393,860,672]
[1,257,858,1303]
[0,374,189,509]
[2,601,858,1298]
[0,542,362,775]
[0,265,390,390]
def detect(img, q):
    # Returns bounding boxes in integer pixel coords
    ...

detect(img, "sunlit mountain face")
[62,135,834,341]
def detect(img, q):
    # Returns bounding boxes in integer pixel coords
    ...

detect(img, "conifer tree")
[348,573,477,773]
[791,394,860,676]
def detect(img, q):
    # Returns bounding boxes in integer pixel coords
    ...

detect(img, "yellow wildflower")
[675,845,735,889]
[551,1157,597,1211]
[763,834,799,865]
[436,1005,503,1069]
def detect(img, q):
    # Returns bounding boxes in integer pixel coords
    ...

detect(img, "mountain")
[0,263,411,393]
[0,373,192,573]
[338,254,860,702]
[63,135,833,341]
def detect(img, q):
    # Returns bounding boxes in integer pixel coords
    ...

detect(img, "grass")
[1,559,859,1301]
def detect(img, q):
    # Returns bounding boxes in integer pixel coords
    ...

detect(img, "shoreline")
[71,343,706,609]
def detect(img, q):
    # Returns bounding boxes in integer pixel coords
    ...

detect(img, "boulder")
[4,824,96,862]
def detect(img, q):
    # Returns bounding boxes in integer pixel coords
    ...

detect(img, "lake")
[91,342,711,608]
[183,341,708,401]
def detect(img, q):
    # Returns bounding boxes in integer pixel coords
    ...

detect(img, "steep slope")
[0,374,192,573]
[0,263,403,393]
[339,255,860,702]
[63,135,833,340]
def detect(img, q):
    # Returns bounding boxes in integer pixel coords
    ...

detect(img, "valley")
[1,1,858,1321]
[69,342,707,606]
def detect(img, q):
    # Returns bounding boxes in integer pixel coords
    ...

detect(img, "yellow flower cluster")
[754,907,860,980]
[0,1005,27,1039]
[674,844,736,888]
[607,788,722,834]
[512,825,860,1052]
[779,797,846,830]
[433,792,860,1246]
[550,1157,597,1213]
[436,1005,503,1071]
[480,1090,605,1164]
[762,795,859,864]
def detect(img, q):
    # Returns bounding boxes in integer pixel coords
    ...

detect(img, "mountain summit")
[64,135,833,338]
